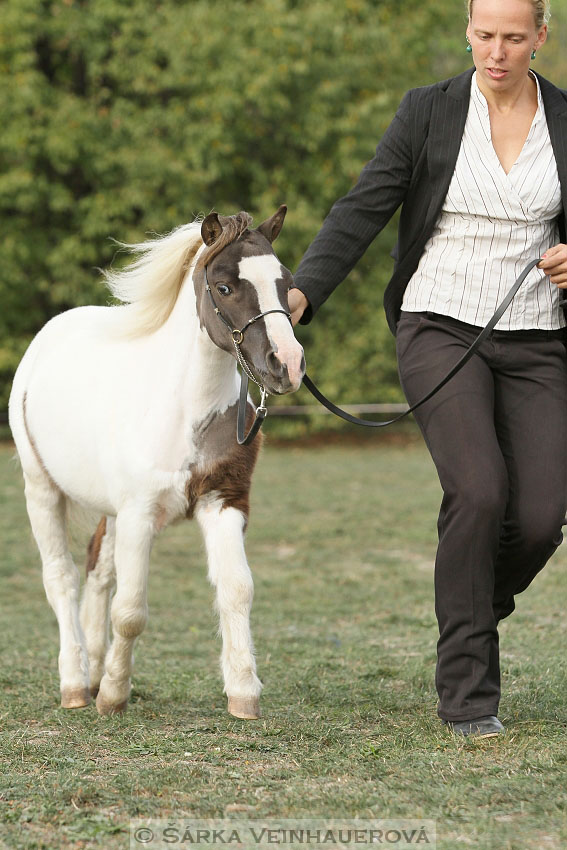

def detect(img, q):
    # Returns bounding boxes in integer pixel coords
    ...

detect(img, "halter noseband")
[203,264,291,445]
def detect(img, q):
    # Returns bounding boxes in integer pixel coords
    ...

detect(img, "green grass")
[0,435,566,850]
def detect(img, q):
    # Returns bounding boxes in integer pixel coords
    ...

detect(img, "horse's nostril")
[266,350,286,379]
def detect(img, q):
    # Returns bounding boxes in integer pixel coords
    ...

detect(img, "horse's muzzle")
[264,347,305,394]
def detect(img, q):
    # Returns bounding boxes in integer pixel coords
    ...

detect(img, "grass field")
[0,434,566,850]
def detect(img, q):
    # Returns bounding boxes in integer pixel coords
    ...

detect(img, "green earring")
[531,49,536,60]
[466,39,472,53]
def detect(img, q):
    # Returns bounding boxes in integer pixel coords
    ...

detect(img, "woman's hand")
[538,244,567,287]
[288,288,309,326]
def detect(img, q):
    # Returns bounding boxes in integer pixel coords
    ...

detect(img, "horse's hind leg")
[95,507,152,715]
[23,472,90,708]
[196,498,262,719]
[80,516,116,697]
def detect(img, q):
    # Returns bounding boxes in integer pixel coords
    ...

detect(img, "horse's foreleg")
[80,516,116,697]
[196,499,262,719]
[95,509,152,716]
[24,474,90,708]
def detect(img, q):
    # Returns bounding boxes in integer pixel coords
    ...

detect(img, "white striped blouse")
[401,71,564,330]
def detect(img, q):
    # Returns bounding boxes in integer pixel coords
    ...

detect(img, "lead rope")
[301,258,544,428]
[207,258,544,443]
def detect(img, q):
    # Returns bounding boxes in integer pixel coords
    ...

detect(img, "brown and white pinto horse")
[9,207,304,719]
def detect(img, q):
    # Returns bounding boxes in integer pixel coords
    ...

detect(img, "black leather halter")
[203,265,291,445]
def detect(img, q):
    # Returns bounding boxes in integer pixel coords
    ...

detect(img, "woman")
[289,0,567,737]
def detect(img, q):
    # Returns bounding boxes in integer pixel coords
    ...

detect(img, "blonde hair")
[467,0,551,28]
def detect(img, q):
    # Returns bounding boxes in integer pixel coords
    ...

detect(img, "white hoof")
[96,691,128,716]
[60,687,91,709]
[228,696,261,719]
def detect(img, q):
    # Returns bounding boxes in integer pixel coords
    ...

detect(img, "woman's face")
[467,0,547,95]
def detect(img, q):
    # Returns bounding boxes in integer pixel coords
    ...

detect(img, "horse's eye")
[216,284,231,296]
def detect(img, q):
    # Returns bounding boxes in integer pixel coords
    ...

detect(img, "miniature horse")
[9,207,305,719]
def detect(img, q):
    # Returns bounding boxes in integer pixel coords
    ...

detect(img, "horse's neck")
[156,268,238,420]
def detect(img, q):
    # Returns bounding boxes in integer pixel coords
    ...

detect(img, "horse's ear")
[256,204,287,243]
[201,212,223,246]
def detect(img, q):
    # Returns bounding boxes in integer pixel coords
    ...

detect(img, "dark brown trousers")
[396,311,567,722]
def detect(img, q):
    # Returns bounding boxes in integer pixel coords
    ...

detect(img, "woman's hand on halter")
[539,244,567,287]
[288,287,309,326]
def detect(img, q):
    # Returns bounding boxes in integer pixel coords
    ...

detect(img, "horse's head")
[195,206,305,395]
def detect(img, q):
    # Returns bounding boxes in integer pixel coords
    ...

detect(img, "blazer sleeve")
[293,89,415,322]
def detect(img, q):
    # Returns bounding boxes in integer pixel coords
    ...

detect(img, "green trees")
[1,0,565,418]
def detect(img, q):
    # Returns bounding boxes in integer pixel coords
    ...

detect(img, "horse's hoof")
[61,687,91,709]
[228,696,261,719]
[96,693,128,716]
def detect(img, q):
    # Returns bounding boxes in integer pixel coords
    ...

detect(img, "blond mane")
[103,212,255,338]
[103,221,205,337]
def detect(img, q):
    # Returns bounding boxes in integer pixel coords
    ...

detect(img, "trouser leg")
[397,314,506,721]
[396,314,567,722]
[491,336,567,622]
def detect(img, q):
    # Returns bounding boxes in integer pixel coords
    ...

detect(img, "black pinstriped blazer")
[294,68,567,334]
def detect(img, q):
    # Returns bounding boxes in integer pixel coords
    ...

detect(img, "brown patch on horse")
[186,402,262,524]
[86,517,107,576]
[154,505,168,532]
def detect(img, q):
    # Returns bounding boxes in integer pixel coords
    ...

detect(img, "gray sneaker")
[443,715,505,738]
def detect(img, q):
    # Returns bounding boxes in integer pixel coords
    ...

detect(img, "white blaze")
[238,255,304,389]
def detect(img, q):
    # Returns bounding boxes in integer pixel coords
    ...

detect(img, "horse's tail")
[103,220,205,337]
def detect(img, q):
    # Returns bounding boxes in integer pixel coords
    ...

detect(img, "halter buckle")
[232,329,244,345]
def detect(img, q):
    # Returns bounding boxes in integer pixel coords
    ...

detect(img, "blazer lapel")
[538,74,567,238]
[394,70,474,284]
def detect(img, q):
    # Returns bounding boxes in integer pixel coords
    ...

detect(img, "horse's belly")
[24,376,118,512]
[24,373,191,515]
[17,309,194,514]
